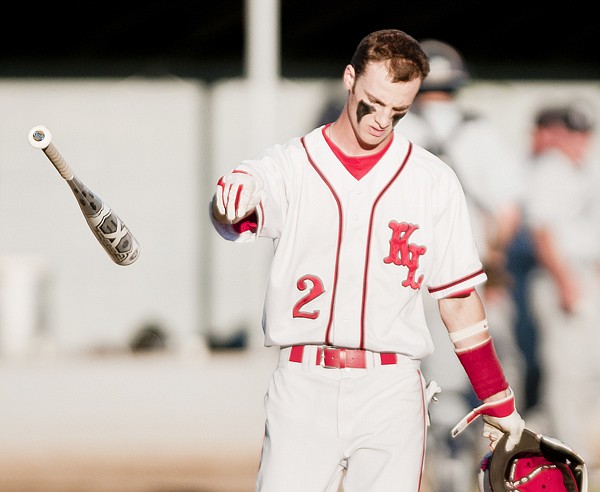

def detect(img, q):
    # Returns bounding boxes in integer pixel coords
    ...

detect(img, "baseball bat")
[28,125,140,266]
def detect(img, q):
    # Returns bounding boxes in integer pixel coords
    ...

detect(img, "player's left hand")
[213,170,262,224]
[482,408,525,452]
[451,387,524,452]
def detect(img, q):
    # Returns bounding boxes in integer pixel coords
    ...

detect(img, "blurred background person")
[522,102,600,472]
[505,196,542,416]
[395,39,527,492]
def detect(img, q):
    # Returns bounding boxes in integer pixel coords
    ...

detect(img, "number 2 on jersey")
[292,274,324,319]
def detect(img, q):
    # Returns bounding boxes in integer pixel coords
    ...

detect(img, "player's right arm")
[212,169,263,225]
[210,139,303,242]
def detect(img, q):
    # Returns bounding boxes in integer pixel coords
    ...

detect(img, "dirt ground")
[0,349,274,492]
[1,349,598,492]
[1,453,259,492]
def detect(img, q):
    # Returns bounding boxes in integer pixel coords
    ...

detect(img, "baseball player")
[210,29,525,491]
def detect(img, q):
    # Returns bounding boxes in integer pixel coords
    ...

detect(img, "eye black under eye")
[392,113,407,125]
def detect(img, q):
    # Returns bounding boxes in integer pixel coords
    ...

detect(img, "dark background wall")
[4,0,598,81]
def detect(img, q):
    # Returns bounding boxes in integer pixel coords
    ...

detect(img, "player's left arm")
[438,289,525,451]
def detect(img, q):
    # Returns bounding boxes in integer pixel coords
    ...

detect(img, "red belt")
[289,345,398,368]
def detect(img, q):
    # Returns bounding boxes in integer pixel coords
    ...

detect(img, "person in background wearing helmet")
[523,103,600,477]
[395,39,527,491]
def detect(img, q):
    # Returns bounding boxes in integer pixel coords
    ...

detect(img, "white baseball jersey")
[212,126,487,357]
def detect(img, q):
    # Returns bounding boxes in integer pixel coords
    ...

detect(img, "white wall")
[457,80,600,158]
[0,77,207,353]
[0,76,598,354]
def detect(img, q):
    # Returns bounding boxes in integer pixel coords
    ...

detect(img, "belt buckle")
[320,345,337,368]
[319,345,328,367]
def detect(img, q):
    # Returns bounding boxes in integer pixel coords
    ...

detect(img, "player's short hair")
[350,29,430,83]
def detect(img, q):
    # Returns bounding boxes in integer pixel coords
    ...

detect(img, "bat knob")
[28,125,52,149]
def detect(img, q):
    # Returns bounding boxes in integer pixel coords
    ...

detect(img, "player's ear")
[343,64,356,92]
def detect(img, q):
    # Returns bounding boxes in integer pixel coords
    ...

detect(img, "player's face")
[344,61,421,150]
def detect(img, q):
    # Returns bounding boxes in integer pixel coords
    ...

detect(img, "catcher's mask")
[478,429,587,492]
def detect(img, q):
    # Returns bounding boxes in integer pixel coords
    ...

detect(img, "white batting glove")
[425,380,442,407]
[213,170,262,224]
[451,387,524,452]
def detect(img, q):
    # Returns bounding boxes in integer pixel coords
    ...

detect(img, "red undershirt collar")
[322,123,393,180]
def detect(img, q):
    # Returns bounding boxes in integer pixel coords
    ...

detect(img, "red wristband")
[456,338,508,400]
[232,211,258,233]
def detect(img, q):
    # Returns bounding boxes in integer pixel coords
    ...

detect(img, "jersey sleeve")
[426,167,487,298]
[210,140,299,243]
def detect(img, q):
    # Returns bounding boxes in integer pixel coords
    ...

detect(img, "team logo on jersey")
[383,221,426,289]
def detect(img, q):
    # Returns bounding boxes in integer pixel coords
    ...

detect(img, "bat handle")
[28,125,74,181]
[43,143,74,181]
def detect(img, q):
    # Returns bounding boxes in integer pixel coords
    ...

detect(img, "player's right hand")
[213,170,262,224]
